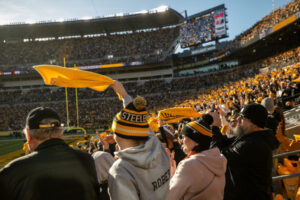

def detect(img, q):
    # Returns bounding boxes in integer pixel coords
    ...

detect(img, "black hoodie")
[211,127,279,200]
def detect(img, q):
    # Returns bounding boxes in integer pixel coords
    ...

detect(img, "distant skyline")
[0,0,292,40]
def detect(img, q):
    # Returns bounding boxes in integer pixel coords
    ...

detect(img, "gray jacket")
[108,132,170,200]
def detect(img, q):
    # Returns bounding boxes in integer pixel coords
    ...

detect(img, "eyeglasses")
[237,114,247,121]
[239,114,245,119]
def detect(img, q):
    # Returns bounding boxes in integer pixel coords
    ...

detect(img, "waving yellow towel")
[34,65,114,92]
[158,107,203,123]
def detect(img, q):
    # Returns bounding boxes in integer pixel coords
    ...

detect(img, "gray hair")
[25,127,64,140]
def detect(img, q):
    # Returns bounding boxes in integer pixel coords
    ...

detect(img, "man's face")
[232,115,252,137]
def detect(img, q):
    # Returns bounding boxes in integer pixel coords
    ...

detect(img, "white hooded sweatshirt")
[108,132,170,200]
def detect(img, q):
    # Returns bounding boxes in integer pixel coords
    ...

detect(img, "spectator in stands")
[262,97,281,135]
[92,151,115,200]
[169,114,227,200]
[211,103,279,200]
[108,81,170,200]
[0,107,101,200]
[158,120,186,166]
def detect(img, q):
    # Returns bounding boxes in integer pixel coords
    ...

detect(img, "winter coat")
[0,138,100,200]
[211,127,279,200]
[169,148,227,200]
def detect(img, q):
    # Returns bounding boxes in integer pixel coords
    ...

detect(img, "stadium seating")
[0,28,178,70]
[0,46,299,131]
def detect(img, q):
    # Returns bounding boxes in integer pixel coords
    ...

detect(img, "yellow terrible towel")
[34,65,114,92]
[158,107,203,123]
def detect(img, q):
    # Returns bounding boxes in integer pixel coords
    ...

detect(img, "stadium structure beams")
[0,9,183,41]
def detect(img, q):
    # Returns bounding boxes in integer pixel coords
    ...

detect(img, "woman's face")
[181,135,198,154]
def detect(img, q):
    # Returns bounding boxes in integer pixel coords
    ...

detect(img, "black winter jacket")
[211,127,279,200]
[0,138,101,200]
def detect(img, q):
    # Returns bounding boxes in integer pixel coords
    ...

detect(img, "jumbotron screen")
[179,5,227,48]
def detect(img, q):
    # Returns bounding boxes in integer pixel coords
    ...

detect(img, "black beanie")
[180,114,213,150]
[241,103,268,128]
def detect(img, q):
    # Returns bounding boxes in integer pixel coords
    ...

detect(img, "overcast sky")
[0,0,291,40]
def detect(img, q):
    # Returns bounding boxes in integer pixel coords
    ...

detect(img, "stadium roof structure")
[0,7,183,41]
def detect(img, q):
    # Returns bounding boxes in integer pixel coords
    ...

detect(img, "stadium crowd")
[240,0,300,44]
[0,46,299,131]
[207,0,300,60]
[0,28,178,71]
[0,72,297,199]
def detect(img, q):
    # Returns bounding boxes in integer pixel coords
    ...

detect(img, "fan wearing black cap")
[169,114,227,200]
[0,107,101,200]
[210,103,279,200]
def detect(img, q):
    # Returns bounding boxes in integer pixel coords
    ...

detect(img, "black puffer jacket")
[211,127,279,200]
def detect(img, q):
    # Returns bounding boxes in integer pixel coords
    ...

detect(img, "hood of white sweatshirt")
[115,133,166,169]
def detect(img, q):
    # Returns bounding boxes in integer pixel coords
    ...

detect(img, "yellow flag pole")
[75,88,79,127]
[74,64,79,128]
[64,57,70,128]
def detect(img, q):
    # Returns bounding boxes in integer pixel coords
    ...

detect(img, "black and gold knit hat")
[112,96,149,139]
[180,114,213,150]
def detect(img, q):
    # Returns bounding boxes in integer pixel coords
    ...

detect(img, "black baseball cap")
[26,107,61,129]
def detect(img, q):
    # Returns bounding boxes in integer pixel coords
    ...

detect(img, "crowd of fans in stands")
[207,0,300,59]
[0,46,299,131]
[0,28,178,71]
[0,0,298,73]
[240,0,300,44]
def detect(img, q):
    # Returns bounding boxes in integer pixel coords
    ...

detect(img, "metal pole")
[74,64,79,128]
[273,150,300,159]
[64,57,70,128]
[272,173,300,181]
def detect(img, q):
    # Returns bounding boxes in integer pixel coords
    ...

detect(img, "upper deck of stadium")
[0,6,183,41]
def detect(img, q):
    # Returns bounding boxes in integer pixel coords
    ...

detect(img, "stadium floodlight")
[81,16,92,20]
[57,18,64,22]
[0,20,8,25]
[135,10,148,14]
[156,5,169,13]
[25,20,36,24]
[116,12,124,17]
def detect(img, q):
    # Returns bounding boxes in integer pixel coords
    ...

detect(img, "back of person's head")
[112,96,149,148]
[261,97,274,113]
[25,107,63,140]
[180,114,213,153]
